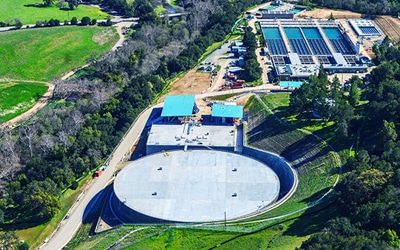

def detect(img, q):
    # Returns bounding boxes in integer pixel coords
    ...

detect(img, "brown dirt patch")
[92,28,114,45]
[297,8,362,19]
[375,16,400,44]
[159,68,212,102]
[235,95,253,108]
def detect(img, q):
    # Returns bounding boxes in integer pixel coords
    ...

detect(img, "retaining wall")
[242,146,296,199]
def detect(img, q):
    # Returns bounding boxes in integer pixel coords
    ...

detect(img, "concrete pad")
[114,150,280,222]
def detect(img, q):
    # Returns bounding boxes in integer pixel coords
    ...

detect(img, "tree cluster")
[289,65,356,137]
[298,39,400,249]
[43,0,78,9]
[0,0,264,229]
[0,18,23,29]
[239,27,262,82]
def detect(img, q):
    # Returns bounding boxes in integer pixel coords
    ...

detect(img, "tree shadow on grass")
[283,200,337,237]
[314,124,351,152]
[24,3,48,8]
[1,217,45,231]
[272,105,292,119]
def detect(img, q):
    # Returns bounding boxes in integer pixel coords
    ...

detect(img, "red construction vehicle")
[93,166,106,177]
[94,169,102,177]
[231,80,245,88]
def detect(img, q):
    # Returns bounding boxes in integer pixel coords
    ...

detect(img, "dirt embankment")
[159,69,213,102]
[297,8,362,19]
[375,16,400,44]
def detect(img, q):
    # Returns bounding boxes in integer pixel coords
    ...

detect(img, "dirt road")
[112,21,136,51]
[0,80,54,130]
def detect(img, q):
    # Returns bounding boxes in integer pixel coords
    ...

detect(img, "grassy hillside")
[0,0,108,24]
[0,26,118,81]
[0,81,48,122]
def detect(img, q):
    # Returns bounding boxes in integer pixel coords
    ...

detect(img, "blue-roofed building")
[212,104,243,124]
[279,81,304,89]
[161,95,198,118]
[212,104,243,118]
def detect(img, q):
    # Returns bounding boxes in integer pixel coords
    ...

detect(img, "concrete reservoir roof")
[212,104,243,118]
[147,124,235,147]
[161,95,195,117]
[113,150,280,222]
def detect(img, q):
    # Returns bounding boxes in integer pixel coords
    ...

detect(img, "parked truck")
[93,166,106,177]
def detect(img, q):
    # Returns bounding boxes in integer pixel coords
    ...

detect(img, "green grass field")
[0,81,48,122]
[0,26,118,81]
[0,0,109,24]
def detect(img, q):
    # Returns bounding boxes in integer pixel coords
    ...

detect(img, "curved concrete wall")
[111,189,176,224]
[242,146,296,199]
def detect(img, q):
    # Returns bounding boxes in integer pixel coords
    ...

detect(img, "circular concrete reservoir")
[113,150,280,223]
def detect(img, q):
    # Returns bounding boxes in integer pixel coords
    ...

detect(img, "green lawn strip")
[66,225,237,250]
[64,223,93,249]
[106,227,168,249]
[0,26,118,81]
[68,226,136,250]
[74,227,170,250]
[209,94,237,101]
[215,201,337,250]
[0,81,48,122]
[16,174,92,248]
[0,0,109,24]
[123,228,239,250]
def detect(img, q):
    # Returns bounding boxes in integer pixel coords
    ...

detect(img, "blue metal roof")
[161,95,195,117]
[280,81,304,88]
[212,104,243,118]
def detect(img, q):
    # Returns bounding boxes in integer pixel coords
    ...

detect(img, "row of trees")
[35,16,97,27]
[240,26,262,82]
[298,34,400,249]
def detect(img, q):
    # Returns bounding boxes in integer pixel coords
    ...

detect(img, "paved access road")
[40,105,156,250]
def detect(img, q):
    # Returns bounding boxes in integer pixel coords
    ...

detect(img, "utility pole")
[224,211,226,231]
